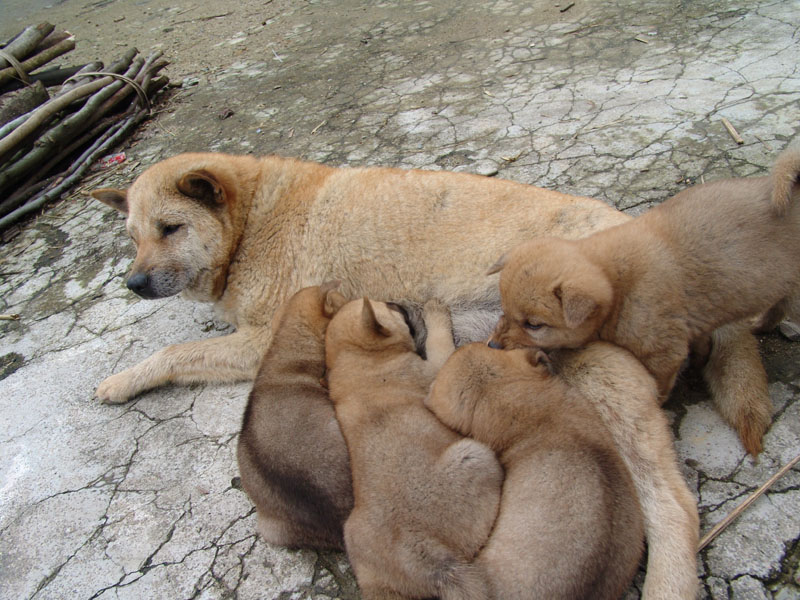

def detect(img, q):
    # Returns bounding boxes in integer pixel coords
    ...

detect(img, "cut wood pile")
[0,22,169,231]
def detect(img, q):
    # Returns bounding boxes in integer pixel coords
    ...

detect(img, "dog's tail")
[771,146,800,216]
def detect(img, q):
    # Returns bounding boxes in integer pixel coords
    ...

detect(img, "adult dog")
[90,152,770,453]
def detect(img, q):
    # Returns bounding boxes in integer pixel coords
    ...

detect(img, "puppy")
[237,283,352,550]
[90,152,770,455]
[325,298,503,600]
[489,147,800,454]
[426,342,645,600]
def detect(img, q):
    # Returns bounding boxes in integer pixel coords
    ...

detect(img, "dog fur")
[426,341,645,599]
[488,148,800,454]
[90,152,770,452]
[236,283,352,550]
[325,298,503,600]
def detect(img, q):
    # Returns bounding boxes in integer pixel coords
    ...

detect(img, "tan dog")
[426,342,646,599]
[489,147,800,454]
[236,283,352,551]
[434,335,699,599]
[90,152,769,453]
[325,298,503,600]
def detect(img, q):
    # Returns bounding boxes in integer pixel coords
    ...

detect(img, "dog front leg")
[94,326,270,404]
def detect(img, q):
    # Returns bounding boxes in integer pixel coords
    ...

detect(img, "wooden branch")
[0,39,168,230]
[0,109,148,230]
[721,117,744,145]
[0,23,54,69]
[0,37,76,87]
[57,49,136,97]
[0,108,42,141]
[87,56,146,121]
[0,73,135,193]
[53,61,105,96]
[35,29,72,52]
[0,115,122,213]
[0,81,49,126]
[93,54,168,119]
[698,452,800,551]
[1,64,90,93]
[0,76,112,161]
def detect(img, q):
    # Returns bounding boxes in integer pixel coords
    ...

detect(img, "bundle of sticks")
[0,23,169,231]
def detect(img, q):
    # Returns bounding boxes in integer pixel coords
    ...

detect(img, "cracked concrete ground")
[1,0,799,598]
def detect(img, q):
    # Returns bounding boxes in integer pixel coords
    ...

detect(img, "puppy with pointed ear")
[425,341,645,600]
[488,237,613,351]
[237,282,353,551]
[488,146,800,457]
[325,297,503,600]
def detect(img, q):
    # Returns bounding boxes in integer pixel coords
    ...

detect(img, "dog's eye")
[525,322,544,331]
[161,223,183,237]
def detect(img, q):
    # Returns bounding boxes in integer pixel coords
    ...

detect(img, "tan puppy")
[489,148,800,454]
[90,153,769,454]
[325,298,503,600]
[426,341,646,600]
[237,283,352,551]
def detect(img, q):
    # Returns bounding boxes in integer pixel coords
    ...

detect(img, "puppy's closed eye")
[161,223,184,237]
[524,322,545,331]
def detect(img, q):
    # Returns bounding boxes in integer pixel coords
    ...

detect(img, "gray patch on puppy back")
[451,306,502,346]
[396,300,501,353]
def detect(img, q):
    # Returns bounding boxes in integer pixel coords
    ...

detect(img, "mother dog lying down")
[90,152,770,450]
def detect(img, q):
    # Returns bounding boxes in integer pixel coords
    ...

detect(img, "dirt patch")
[2,0,579,83]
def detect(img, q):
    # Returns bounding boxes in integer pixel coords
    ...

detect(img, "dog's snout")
[127,273,154,298]
[487,338,503,350]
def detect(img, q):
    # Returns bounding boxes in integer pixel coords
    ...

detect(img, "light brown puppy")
[426,341,646,600]
[489,148,800,454]
[89,153,769,453]
[471,331,700,599]
[325,298,503,600]
[237,283,352,551]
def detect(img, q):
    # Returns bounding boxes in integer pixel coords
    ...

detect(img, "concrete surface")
[1,0,799,598]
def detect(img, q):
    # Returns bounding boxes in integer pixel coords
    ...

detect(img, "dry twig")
[698,452,800,551]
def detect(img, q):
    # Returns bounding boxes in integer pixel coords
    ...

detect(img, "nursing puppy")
[489,148,800,453]
[90,152,770,454]
[426,342,645,600]
[325,298,503,600]
[482,327,700,599]
[237,283,352,550]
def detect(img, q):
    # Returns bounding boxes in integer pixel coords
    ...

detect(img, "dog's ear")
[324,291,348,317]
[176,169,229,209]
[486,254,507,275]
[361,298,391,337]
[558,284,600,329]
[320,280,347,317]
[91,188,128,214]
[525,347,554,373]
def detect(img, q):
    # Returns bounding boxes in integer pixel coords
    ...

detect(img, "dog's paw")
[94,370,140,404]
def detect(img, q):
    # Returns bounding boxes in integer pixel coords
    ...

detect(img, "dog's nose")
[487,339,503,349]
[126,273,151,297]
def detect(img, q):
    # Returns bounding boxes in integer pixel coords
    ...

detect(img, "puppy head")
[488,238,612,350]
[325,297,415,366]
[427,342,554,439]
[91,153,249,301]
[270,281,348,341]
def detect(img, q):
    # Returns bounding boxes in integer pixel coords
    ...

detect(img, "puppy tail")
[770,147,800,216]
